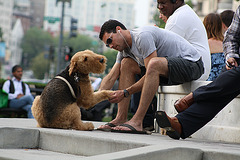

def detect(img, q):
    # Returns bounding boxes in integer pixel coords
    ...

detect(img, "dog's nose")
[99,58,104,63]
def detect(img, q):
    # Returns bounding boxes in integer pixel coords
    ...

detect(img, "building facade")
[44,0,136,37]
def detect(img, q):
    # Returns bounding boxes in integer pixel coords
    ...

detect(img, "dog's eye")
[84,57,87,61]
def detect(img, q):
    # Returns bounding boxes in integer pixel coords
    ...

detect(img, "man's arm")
[99,62,120,90]
[224,6,240,69]
[108,51,157,103]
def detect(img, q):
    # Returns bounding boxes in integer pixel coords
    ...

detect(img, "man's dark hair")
[99,19,127,40]
[12,65,22,73]
[220,10,235,27]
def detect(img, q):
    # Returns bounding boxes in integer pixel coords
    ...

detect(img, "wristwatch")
[123,89,130,98]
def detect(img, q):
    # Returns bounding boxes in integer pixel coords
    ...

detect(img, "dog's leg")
[52,103,94,130]
[80,90,113,109]
[71,104,94,130]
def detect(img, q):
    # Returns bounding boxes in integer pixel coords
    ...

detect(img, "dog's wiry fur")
[32,50,113,130]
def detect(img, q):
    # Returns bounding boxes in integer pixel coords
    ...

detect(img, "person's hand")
[108,90,125,103]
[16,94,24,99]
[226,57,238,70]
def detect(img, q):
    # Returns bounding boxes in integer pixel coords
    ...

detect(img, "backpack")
[0,89,8,108]
[0,80,26,108]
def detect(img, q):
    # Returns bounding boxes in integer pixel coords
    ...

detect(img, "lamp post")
[56,0,72,74]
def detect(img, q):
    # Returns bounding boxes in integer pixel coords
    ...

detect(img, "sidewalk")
[0,118,240,160]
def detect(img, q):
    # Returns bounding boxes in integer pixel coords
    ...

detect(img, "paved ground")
[0,118,240,160]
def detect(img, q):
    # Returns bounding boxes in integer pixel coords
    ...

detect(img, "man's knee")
[147,57,168,74]
[121,58,141,74]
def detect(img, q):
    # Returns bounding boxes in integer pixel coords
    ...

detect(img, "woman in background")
[203,13,225,81]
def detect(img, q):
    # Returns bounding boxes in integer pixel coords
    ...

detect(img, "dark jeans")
[176,66,240,139]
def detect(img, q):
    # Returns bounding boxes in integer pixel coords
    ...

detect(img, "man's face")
[13,67,23,80]
[157,0,176,18]
[102,31,126,52]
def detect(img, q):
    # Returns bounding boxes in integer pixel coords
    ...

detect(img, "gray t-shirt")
[116,26,201,66]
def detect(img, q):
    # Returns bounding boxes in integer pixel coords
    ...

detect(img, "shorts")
[162,57,204,85]
[139,57,204,85]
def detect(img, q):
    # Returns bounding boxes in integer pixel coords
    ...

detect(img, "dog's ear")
[69,61,76,76]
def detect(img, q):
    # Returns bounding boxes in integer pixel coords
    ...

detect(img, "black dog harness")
[55,76,77,99]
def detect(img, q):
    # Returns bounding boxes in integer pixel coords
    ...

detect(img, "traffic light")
[69,18,78,38]
[64,46,73,61]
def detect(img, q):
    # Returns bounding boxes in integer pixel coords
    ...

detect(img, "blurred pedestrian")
[203,13,225,81]
[220,9,235,34]
[157,0,210,80]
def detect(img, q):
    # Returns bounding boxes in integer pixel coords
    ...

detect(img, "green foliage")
[186,0,193,8]
[21,27,102,78]
[103,50,118,73]
[63,34,101,54]
[21,27,54,68]
[31,52,50,79]
[153,10,166,28]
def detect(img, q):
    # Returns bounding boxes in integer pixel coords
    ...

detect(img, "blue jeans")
[9,95,34,118]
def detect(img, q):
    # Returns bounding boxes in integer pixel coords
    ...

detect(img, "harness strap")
[55,76,76,99]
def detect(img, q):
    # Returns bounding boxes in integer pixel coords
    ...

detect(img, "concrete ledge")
[156,81,240,143]
[39,129,146,156]
[0,127,39,149]
[1,119,240,160]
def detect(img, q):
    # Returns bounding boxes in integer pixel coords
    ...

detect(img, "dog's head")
[69,50,107,76]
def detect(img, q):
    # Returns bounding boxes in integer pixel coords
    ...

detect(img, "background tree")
[21,27,54,69]
[63,34,101,54]
[31,52,50,79]
[102,49,118,74]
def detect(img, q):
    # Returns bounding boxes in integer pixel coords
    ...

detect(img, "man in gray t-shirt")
[97,19,204,133]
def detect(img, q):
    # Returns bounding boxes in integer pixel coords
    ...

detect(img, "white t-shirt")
[165,4,210,81]
[116,26,201,66]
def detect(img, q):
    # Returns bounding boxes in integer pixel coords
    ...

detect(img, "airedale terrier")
[32,50,113,131]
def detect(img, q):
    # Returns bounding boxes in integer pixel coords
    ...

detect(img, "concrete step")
[1,118,240,160]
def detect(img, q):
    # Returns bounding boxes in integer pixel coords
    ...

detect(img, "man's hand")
[108,90,125,103]
[226,57,238,70]
[16,94,24,99]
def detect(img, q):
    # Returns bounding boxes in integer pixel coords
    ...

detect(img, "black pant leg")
[176,66,240,139]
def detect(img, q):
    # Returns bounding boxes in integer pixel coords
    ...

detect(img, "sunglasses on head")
[106,32,113,47]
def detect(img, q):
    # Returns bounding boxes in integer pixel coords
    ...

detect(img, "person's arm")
[108,51,157,103]
[224,6,240,69]
[25,84,33,96]
[99,62,120,90]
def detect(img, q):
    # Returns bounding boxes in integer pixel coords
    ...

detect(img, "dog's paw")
[103,90,114,98]
[85,122,94,130]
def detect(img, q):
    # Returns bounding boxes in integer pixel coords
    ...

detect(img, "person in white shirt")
[157,0,211,80]
[3,65,34,118]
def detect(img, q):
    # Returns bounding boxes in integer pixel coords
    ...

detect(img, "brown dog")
[32,50,113,130]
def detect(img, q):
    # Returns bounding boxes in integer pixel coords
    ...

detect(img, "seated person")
[2,65,34,118]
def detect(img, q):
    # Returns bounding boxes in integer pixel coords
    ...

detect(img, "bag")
[0,89,8,108]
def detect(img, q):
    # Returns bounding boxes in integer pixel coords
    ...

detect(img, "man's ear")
[116,26,122,32]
